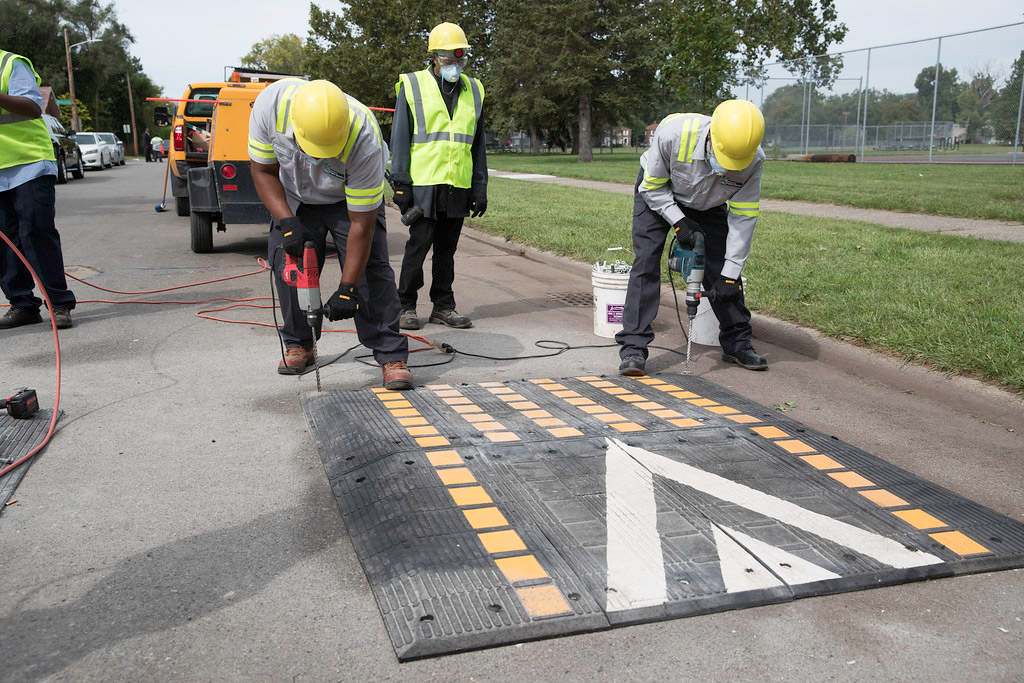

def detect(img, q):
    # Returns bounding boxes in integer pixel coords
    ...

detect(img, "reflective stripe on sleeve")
[727,200,760,217]
[641,174,668,191]
[248,138,275,159]
[345,183,384,206]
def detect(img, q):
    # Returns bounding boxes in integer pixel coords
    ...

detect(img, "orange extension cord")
[0,250,436,478]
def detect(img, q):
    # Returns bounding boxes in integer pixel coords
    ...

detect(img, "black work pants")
[267,202,407,365]
[0,175,76,313]
[616,172,752,359]
[397,212,464,310]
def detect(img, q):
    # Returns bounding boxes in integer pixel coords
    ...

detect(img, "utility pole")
[126,70,139,156]
[63,27,80,132]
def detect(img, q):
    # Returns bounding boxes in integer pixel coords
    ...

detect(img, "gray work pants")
[268,202,408,365]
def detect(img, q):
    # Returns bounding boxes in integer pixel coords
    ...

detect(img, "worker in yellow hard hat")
[390,21,487,331]
[248,78,413,390]
[616,99,768,376]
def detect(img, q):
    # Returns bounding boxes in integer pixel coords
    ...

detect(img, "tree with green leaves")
[992,51,1024,146]
[914,64,962,124]
[241,33,308,74]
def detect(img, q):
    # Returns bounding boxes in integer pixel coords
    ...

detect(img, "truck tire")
[190,211,214,253]
[71,151,85,179]
[175,195,190,217]
[56,153,67,184]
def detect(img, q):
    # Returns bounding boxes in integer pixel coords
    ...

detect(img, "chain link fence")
[744,22,1024,164]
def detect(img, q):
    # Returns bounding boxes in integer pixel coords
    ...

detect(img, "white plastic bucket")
[592,255,632,338]
[688,277,747,347]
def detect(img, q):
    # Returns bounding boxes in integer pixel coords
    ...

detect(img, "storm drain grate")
[546,291,594,307]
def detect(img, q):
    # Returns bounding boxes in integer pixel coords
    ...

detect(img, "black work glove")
[279,216,317,258]
[707,276,743,303]
[325,283,359,321]
[392,183,413,213]
[672,216,702,250]
[469,196,487,218]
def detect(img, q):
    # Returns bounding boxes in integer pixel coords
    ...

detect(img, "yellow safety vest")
[0,51,55,171]
[396,69,483,189]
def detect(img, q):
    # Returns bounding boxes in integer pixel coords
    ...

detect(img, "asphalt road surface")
[1,161,1021,681]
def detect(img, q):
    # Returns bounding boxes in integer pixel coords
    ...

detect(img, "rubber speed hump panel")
[302,374,1024,660]
[0,410,57,511]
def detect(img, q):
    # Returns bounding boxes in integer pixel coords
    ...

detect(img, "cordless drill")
[282,241,325,340]
[667,231,705,372]
[1,388,39,419]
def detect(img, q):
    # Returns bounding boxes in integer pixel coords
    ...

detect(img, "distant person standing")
[150,136,164,162]
[143,127,152,162]
[391,22,487,331]
[0,48,76,329]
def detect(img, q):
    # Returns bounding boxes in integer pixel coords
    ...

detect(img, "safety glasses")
[434,53,469,68]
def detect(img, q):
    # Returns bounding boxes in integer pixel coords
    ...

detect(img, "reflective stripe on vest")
[397,69,482,189]
[0,51,55,171]
[676,114,702,163]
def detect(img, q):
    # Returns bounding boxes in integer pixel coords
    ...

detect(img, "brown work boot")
[381,360,414,390]
[52,308,74,329]
[0,307,42,329]
[277,346,314,375]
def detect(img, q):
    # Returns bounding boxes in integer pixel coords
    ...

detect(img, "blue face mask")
[440,63,462,83]
[707,148,728,176]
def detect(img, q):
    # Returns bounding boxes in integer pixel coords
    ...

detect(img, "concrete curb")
[461,224,1024,433]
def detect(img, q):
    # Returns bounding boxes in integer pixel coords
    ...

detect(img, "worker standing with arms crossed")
[391,22,487,331]
[616,100,767,376]
[0,49,76,330]
[249,78,412,389]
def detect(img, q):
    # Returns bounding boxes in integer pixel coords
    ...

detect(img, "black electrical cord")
[666,235,690,344]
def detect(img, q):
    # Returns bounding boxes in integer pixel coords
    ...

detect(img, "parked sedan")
[98,132,126,166]
[42,114,85,183]
[74,132,111,170]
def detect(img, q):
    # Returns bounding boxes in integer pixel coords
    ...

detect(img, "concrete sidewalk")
[0,161,1021,680]
[488,170,1024,242]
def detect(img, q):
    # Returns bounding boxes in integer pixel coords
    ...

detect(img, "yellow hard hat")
[290,80,351,159]
[428,22,470,52]
[709,99,765,171]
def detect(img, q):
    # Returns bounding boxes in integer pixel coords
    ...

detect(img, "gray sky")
[117,0,1024,104]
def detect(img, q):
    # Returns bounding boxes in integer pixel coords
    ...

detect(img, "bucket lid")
[593,247,633,274]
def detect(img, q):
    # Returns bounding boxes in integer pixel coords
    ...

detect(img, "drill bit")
[311,337,322,392]
[685,317,694,374]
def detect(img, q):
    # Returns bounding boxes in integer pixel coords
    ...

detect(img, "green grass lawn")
[486,152,1024,223]
[469,177,1024,393]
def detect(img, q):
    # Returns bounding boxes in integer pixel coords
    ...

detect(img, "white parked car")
[98,132,125,166]
[74,132,112,169]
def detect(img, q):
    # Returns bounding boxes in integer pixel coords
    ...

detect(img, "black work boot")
[429,308,472,328]
[0,307,43,329]
[722,348,768,371]
[52,308,74,329]
[618,354,647,376]
[399,308,421,330]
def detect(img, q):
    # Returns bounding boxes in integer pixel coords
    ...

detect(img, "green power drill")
[667,231,705,373]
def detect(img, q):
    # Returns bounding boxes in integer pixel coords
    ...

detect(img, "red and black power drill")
[282,241,326,340]
[1,388,39,419]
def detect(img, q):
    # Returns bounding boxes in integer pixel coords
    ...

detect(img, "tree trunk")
[577,91,593,163]
[530,125,540,156]
[571,127,579,155]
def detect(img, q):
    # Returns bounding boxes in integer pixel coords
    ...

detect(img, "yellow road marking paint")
[603,387,630,395]
[528,378,554,384]
[463,412,495,423]
[725,414,762,424]
[634,402,664,410]
[595,413,627,423]
[398,416,429,426]
[499,394,527,402]
[453,404,484,414]
[488,387,515,394]
[523,409,552,419]
[423,384,451,389]
[534,417,567,427]
[651,409,683,418]
[478,529,527,553]
[406,426,439,436]
[686,398,719,407]
[433,389,463,397]
[576,376,602,381]
[549,427,583,438]
[800,454,844,470]
[669,418,701,428]
[829,471,875,488]
[611,422,646,432]
[590,381,616,388]
[382,399,413,409]
[390,408,419,417]
[416,435,450,448]
[580,405,612,414]
[448,486,493,506]
[509,401,539,410]
[929,530,990,556]
[444,397,472,405]
[462,506,508,529]
[892,509,947,530]
[858,489,909,508]
[546,383,568,390]
[636,378,666,385]
[437,467,477,486]
[496,555,550,582]
[515,585,572,617]
[776,439,815,454]
[478,382,505,387]
[618,394,646,402]
[485,432,520,443]
[566,397,596,406]
[705,405,740,415]
[669,391,700,399]
[553,390,580,398]
[426,450,462,467]
[752,426,789,439]
[472,421,506,431]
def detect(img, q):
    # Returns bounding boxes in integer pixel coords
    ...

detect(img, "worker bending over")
[391,22,487,331]
[617,100,768,376]
[249,79,412,390]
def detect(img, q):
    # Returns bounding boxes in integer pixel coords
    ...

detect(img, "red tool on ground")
[1,388,39,420]
[282,241,327,390]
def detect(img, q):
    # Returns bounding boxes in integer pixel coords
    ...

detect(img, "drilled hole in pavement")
[345,455,354,461]
[404,460,414,465]
[780,563,791,568]
[355,477,366,483]
[677,579,689,585]
[492,454,502,459]
[487,604,503,613]
[420,614,434,623]
[990,537,1003,543]
[843,553,857,561]
[465,455,474,460]
[567,592,581,601]
[905,545,919,552]
[604,587,617,593]
[744,568,754,573]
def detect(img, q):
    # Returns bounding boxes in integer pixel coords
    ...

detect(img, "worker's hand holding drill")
[707,277,742,303]
[672,216,702,250]
[280,216,318,258]
[325,283,359,321]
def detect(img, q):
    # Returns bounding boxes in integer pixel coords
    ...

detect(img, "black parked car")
[42,114,85,184]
